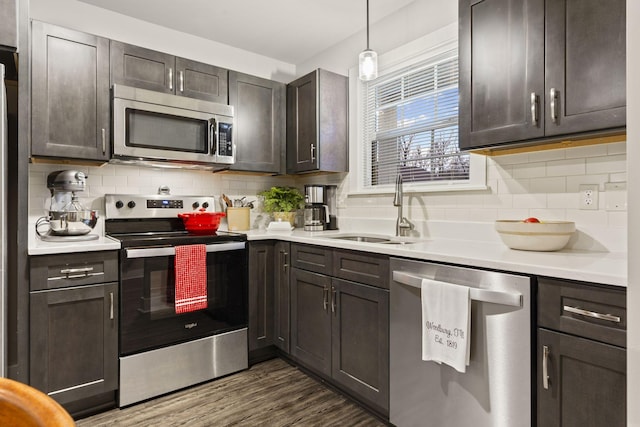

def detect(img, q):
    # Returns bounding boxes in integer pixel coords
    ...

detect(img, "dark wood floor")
[76,358,386,426]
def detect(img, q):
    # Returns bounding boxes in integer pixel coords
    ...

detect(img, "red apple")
[523,217,540,223]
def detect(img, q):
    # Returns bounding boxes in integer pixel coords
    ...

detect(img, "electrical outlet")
[579,184,599,210]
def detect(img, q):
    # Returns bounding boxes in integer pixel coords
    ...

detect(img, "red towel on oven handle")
[174,244,208,314]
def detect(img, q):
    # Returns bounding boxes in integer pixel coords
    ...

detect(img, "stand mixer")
[36,170,99,241]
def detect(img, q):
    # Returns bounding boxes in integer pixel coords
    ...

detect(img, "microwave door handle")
[209,118,217,156]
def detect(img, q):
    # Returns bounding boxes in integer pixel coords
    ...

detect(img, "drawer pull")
[48,271,104,281]
[563,305,621,323]
[110,292,114,320]
[323,287,329,311]
[60,267,94,275]
[542,345,550,390]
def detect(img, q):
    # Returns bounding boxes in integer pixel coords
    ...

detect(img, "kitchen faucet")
[393,174,414,237]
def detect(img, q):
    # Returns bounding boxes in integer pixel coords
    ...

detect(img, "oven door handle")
[125,242,246,259]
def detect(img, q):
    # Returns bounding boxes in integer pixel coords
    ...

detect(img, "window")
[357,41,485,193]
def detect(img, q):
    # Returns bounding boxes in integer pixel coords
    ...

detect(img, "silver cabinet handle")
[550,88,558,123]
[60,266,94,275]
[323,287,329,311]
[310,143,316,162]
[109,292,114,320]
[280,250,289,270]
[101,128,106,154]
[169,67,173,91]
[530,92,538,126]
[542,345,550,390]
[331,286,337,314]
[179,71,184,92]
[563,305,621,323]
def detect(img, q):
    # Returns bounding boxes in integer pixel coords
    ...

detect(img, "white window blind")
[361,49,469,188]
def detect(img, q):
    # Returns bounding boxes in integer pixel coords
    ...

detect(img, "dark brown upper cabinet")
[287,69,348,174]
[110,41,228,104]
[31,21,111,161]
[459,0,626,151]
[229,71,285,173]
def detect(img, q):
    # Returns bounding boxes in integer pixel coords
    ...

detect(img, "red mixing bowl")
[177,209,226,234]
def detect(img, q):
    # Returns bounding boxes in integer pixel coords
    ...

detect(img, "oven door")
[119,241,247,356]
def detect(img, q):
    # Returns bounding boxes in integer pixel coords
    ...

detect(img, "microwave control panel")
[218,122,233,156]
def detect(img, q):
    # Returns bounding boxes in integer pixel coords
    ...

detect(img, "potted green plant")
[259,186,305,227]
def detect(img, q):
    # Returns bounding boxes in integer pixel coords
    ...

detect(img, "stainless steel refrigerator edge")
[389,257,532,427]
[1,63,7,377]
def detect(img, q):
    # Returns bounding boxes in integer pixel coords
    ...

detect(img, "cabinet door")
[30,283,118,406]
[290,268,331,376]
[31,22,110,161]
[545,0,625,136]
[229,71,285,173]
[459,0,545,149]
[175,57,228,103]
[110,40,174,94]
[537,328,626,427]
[273,241,290,353]
[248,242,274,352]
[0,0,17,50]
[287,71,318,173]
[332,278,389,414]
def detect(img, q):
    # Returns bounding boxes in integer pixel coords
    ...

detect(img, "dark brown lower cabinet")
[273,241,291,353]
[291,268,389,415]
[248,242,275,352]
[537,328,626,427]
[30,283,118,411]
[248,241,290,359]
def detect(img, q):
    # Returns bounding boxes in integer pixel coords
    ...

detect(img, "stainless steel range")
[104,192,248,407]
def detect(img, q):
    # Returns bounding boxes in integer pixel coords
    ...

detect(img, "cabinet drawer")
[333,250,389,289]
[30,251,119,291]
[538,277,626,347]
[291,243,332,274]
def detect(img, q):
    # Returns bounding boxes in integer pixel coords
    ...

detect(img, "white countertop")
[28,217,121,255]
[246,229,627,288]
[27,218,626,288]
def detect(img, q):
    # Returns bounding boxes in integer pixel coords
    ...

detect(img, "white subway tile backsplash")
[546,158,585,176]
[585,154,627,174]
[513,161,546,179]
[565,143,608,158]
[547,193,577,209]
[528,148,566,162]
[529,176,566,193]
[513,193,547,209]
[607,141,627,155]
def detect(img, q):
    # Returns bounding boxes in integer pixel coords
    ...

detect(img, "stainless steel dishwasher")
[390,258,532,427]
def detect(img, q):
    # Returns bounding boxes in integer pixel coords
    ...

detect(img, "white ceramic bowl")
[495,220,576,251]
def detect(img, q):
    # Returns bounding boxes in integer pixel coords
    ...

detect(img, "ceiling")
[78,0,416,65]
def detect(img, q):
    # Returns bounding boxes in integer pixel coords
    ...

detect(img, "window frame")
[348,24,486,195]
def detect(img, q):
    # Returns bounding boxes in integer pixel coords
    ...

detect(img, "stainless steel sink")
[328,235,417,245]
[330,235,392,243]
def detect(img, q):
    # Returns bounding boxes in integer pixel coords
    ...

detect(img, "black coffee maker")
[303,185,338,231]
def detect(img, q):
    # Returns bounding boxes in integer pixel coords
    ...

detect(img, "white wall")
[29,0,296,82]
[296,0,457,77]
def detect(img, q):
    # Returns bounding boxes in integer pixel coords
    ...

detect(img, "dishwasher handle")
[392,271,523,307]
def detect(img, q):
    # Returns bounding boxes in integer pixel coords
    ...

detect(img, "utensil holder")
[227,207,251,231]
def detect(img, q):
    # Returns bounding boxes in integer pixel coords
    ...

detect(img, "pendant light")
[359,0,378,81]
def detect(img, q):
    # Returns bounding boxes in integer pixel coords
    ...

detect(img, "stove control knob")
[192,201,200,209]
[127,201,136,209]
[202,202,209,209]
[115,200,124,209]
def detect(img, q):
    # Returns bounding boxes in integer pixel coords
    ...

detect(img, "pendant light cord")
[366,0,370,50]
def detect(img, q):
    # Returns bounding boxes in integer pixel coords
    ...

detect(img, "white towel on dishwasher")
[421,278,471,373]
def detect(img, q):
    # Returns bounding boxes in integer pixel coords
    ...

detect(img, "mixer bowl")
[47,210,98,235]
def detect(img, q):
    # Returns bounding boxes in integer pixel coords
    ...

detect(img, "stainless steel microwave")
[112,84,234,169]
